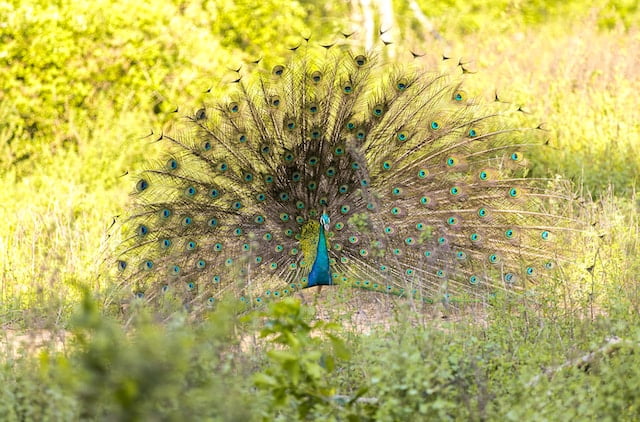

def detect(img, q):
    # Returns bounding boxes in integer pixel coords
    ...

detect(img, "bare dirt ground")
[1,289,489,356]
[1,328,71,356]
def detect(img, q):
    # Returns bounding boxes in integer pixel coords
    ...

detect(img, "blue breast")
[307,215,332,287]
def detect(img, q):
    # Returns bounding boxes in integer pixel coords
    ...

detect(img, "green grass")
[1,0,639,419]
[2,293,640,420]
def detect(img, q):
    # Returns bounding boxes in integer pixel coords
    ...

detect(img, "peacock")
[114,33,582,311]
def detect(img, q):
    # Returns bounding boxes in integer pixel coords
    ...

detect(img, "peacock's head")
[320,212,330,230]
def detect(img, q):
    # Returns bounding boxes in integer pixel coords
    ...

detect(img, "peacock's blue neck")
[307,214,332,287]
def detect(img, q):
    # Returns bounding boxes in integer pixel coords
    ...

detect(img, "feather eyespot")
[354,55,367,66]
[310,70,322,83]
[272,65,285,76]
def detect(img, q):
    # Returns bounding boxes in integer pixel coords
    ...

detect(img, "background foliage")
[1,0,639,420]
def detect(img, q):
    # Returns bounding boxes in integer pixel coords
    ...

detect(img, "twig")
[527,336,634,387]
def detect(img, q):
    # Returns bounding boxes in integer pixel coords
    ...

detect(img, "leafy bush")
[2,293,640,420]
[1,294,258,421]
[252,298,355,420]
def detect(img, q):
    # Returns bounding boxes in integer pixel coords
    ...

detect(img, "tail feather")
[113,35,589,311]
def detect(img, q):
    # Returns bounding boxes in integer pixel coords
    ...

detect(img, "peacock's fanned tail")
[115,36,582,310]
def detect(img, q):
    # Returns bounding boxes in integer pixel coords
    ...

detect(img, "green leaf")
[253,373,279,389]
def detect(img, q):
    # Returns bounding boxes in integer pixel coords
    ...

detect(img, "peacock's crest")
[114,34,584,311]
